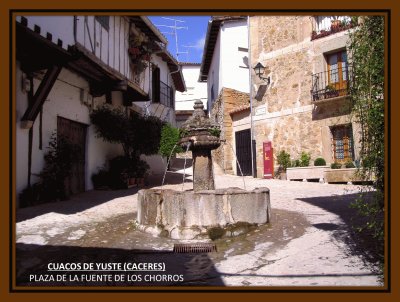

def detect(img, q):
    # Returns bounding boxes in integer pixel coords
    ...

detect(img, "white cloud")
[194,36,206,50]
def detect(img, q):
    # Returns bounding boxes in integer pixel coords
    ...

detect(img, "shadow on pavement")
[15,243,225,287]
[16,188,139,222]
[16,169,193,222]
[297,191,384,266]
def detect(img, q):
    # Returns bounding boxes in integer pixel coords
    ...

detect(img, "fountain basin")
[137,187,271,240]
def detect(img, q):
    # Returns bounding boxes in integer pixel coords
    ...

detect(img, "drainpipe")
[247,16,256,178]
[167,64,182,125]
[73,16,77,44]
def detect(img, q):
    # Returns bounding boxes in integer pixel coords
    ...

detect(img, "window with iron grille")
[331,124,354,162]
[160,81,173,108]
[95,16,110,31]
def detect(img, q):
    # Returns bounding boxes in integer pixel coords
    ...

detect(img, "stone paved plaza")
[15,165,383,287]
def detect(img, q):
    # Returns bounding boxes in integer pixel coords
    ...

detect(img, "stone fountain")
[137,100,271,240]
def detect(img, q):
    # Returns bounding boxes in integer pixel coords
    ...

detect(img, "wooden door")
[57,117,87,195]
[235,129,252,176]
[327,50,348,96]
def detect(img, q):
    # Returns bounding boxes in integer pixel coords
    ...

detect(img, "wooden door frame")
[327,50,348,93]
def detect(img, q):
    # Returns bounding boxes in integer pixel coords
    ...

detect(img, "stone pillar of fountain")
[179,100,221,191]
[192,148,214,191]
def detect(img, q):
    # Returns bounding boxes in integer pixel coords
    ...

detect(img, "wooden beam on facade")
[21,65,62,126]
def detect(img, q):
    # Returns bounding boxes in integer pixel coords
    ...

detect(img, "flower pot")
[331,20,341,30]
[136,177,145,187]
[324,168,375,184]
[287,166,329,182]
[128,178,136,186]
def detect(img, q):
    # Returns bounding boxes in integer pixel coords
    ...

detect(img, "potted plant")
[286,153,329,182]
[324,84,339,98]
[91,168,110,190]
[314,157,326,166]
[331,17,341,30]
[324,160,374,184]
[276,150,291,180]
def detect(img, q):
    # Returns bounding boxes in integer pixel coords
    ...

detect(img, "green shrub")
[314,157,327,166]
[299,152,311,167]
[91,168,110,189]
[291,159,300,167]
[330,162,342,169]
[19,132,81,205]
[90,105,163,159]
[208,127,221,137]
[277,150,291,171]
[344,160,356,168]
[106,155,150,189]
[158,124,183,158]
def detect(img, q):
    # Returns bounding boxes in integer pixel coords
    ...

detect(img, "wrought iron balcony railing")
[160,80,174,108]
[311,65,352,101]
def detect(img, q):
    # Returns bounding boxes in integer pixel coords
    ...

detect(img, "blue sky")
[148,16,210,63]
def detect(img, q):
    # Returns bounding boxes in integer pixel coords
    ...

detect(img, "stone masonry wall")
[249,16,356,178]
[257,16,312,54]
[211,87,250,174]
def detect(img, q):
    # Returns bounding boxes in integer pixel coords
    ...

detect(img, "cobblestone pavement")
[15,164,383,287]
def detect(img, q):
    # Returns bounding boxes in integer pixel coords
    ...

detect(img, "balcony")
[311,65,352,102]
[160,81,174,108]
[311,17,355,41]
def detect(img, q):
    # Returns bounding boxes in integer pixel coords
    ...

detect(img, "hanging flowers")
[128,32,152,73]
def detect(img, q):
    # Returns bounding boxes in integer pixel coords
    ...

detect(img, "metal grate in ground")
[173,243,217,253]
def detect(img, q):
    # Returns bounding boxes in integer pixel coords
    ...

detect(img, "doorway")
[57,116,87,195]
[235,129,252,176]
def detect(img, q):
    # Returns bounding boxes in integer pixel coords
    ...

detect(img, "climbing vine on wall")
[348,16,385,261]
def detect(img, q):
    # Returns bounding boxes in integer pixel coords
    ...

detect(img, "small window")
[331,124,354,162]
[95,16,110,31]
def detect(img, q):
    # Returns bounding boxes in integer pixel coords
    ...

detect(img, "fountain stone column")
[179,100,220,191]
[192,148,214,191]
[136,99,271,240]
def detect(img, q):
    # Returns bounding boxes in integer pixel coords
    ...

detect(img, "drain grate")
[173,243,217,253]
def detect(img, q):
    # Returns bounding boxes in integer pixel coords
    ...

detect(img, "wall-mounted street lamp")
[253,62,270,84]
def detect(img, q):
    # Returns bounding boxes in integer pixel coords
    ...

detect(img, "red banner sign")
[263,141,274,179]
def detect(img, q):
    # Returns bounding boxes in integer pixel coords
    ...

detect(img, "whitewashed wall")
[15,16,75,50]
[137,54,178,125]
[16,63,124,201]
[206,20,249,110]
[175,65,207,110]
[17,15,136,84]
[15,15,180,194]
[207,32,221,110]
[76,16,133,83]
[220,20,249,94]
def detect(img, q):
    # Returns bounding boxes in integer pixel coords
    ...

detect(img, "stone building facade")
[249,16,360,178]
[211,87,249,174]
[199,16,251,175]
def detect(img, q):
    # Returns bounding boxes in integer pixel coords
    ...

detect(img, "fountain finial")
[178,100,221,191]
[193,100,205,115]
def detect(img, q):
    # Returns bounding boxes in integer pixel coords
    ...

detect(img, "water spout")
[181,142,191,191]
[224,141,246,190]
[161,144,178,189]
